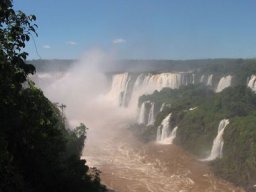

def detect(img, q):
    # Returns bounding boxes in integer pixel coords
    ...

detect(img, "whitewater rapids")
[84,128,243,192]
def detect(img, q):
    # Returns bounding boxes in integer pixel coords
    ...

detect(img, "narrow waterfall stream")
[202,119,230,161]
[157,113,172,142]
[147,102,155,126]
[156,113,178,145]
[138,101,147,124]
[215,76,232,93]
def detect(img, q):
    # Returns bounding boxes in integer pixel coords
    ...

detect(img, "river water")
[84,129,243,192]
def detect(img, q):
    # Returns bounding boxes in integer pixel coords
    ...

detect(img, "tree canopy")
[0,1,106,191]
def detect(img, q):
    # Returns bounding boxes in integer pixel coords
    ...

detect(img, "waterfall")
[130,72,193,106]
[108,72,197,107]
[202,119,229,161]
[107,73,131,106]
[132,73,145,92]
[189,107,198,111]
[215,75,232,93]
[207,74,213,86]
[107,72,233,108]
[138,101,147,124]
[160,103,165,112]
[137,101,156,125]
[147,102,155,126]
[168,126,178,144]
[138,100,172,126]
[156,125,162,141]
[120,76,131,106]
[248,75,256,92]
[200,75,205,83]
[160,113,172,141]
[199,74,213,86]
[156,113,178,145]
[141,73,190,90]
[156,113,171,142]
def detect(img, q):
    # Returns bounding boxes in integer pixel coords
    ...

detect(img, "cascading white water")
[147,102,155,126]
[110,72,194,108]
[159,113,172,141]
[137,101,156,126]
[156,113,178,145]
[167,126,178,144]
[138,101,147,124]
[200,75,205,83]
[202,119,229,161]
[206,74,213,86]
[121,76,131,106]
[248,75,256,92]
[199,74,213,87]
[107,73,233,108]
[107,73,131,106]
[189,107,198,111]
[133,73,145,90]
[215,75,232,93]
[137,72,192,96]
[160,103,165,112]
[156,125,162,141]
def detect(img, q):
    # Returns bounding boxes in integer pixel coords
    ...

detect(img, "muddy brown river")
[84,129,244,192]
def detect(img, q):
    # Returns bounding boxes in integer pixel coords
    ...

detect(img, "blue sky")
[14,0,256,60]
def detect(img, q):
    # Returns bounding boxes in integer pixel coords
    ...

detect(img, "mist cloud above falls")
[39,49,136,144]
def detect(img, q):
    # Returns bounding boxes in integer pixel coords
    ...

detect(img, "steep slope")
[135,86,256,191]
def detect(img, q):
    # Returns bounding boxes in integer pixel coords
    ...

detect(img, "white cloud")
[112,38,126,44]
[43,45,51,49]
[66,41,77,46]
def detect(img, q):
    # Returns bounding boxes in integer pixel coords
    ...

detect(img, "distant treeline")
[29,59,75,72]
[30,58,256,75]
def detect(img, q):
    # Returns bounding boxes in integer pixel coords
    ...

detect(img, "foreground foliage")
[0,1,106,191]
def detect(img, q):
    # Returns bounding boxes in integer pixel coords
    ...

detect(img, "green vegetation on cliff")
[138,85,256,191]
[213,115,256,190]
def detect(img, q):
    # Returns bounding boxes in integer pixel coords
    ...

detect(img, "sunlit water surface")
[84,130,243,192]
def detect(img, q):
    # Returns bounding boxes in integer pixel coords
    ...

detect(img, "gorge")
[33,59,256,192]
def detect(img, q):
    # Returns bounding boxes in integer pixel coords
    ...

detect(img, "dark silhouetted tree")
[0,1,106,191]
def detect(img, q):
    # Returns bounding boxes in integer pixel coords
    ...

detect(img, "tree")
[0,1,38,191]
[0,0,37,82]
[0,1,106,191]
